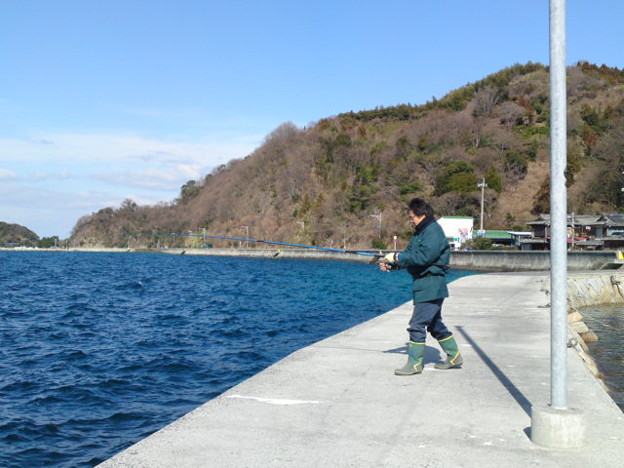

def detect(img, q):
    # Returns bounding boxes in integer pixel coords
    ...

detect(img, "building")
[525,213,624,250]
[437,216,473,250]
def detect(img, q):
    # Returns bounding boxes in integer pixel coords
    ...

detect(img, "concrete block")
[570,321,589,334]
[531,405,585,449]
[567,311,584,323]
[578,352,601,377]
[580,331,599,343]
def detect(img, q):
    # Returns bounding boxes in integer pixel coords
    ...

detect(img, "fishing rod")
[148,232,384,263]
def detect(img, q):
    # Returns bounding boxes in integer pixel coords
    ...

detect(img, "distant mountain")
[70,62,624,249]
[0,222,39,247]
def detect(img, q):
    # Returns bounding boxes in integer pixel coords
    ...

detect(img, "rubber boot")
[435,335,463,369]
[394,341,425,376]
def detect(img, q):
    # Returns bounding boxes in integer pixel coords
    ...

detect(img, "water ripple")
[0,251,473,467]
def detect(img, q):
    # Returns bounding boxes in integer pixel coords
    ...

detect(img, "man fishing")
[381,197,463,375]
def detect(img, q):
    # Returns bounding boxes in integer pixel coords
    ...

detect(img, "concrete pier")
[99,273,624,467]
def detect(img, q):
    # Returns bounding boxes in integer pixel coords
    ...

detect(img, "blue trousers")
[407,299,451,343]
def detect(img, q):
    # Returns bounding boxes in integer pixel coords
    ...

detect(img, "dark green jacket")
[396,216,450,303]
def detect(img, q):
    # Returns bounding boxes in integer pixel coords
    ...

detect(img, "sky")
[1,1,623,238]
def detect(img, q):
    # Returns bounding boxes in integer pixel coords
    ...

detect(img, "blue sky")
[1,1,622,238]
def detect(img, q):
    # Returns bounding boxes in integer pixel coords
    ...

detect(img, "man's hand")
[383,252,398,264]
[379,252,399,271]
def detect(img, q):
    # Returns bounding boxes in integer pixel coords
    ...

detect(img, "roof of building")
[595,214,624,225]
[479,230,513,239]
[527,214,603,225]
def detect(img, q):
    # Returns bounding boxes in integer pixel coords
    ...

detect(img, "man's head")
[407,198,434,217]
[407,198,434,227]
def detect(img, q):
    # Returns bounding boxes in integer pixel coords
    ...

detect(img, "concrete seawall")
[160,247,378,263]
[162,248,620,272]
[556,272,624,380]
[450,250,618,271]
[99,273,624,467]
[4,248,620,272]
[567,272,624,308]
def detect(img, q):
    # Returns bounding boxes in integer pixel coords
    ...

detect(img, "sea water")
[580,304,624,410]
[1,251,473,467]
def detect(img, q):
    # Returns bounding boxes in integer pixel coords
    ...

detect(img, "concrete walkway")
[99,273,624,467]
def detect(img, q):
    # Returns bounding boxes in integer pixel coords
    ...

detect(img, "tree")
[179,181,201,202]
[38,236,59,248]
[503,151,529,183]
[435,160,478,195]
[498,101,526,131]
[531,176,550,215]
[485,166,503,193]
[446,172,479,193]
[473,86,501,118]
[118,199,139,213]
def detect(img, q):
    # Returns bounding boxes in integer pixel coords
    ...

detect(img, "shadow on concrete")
[384,345,442,365]
[457,326,533,416]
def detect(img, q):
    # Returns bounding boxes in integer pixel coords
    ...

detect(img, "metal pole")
[478,178,487,232]
[370,213,382,238]
[549,0,568,410]
[241,225,249,248]
[571,212,575,249]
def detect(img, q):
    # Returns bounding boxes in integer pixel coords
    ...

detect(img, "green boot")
[435,335,463,370]
[395,341,425,376]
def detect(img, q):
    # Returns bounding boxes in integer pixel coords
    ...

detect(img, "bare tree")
[497,101,526,131]
[473,86,501,118]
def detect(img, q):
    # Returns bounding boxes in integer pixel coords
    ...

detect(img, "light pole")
[477,178,488,235]
[531,0,585,450]
[370,212,382,238]
[241,225,249,248]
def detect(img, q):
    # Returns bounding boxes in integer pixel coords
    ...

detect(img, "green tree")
[485,166,503,193]
[371,238,387,249]
[179,180,201,202]
[446,172,479,193]
[472,237,494,250]
[435,160,477,195]
[37,236,59,248]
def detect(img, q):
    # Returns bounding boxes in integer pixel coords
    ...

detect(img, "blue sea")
[1,251,473,467]
[580,304,624,409]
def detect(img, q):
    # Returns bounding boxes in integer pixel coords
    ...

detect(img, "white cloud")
[0,130,264,237]
[0,131,260,167]
[31,170,73,181]
[0,169,18,180]
[92,164,203,191]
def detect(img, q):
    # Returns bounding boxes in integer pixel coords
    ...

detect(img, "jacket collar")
[414,215,436,235]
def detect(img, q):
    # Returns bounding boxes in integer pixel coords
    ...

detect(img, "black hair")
[408,198,434,217]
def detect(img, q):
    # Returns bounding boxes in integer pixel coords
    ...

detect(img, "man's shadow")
[384,344,442,365]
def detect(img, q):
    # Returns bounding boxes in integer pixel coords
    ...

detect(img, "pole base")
[530,405,585,448]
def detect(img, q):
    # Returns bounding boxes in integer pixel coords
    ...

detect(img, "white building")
[437,216,474,250]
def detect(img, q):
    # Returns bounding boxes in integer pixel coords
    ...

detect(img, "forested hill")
[71,62,624,249]
[0,222,39,247]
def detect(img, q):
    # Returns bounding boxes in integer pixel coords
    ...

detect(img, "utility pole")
[241,225,249,248]
[370,212,382,238]
[477,178,488,235]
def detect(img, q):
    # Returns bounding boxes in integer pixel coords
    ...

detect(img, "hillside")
[71,62,624,249]
[0,222,39,247]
